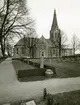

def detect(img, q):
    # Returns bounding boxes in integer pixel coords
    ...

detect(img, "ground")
[0,58,80,104]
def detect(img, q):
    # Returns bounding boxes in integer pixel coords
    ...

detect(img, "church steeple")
[51,9,58,31]
[50,9,59,40]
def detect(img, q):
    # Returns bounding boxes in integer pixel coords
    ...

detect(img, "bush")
[18,68,46,78]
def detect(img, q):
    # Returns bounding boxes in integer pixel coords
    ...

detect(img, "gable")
[39,35,54,47]
[15,38,24,46]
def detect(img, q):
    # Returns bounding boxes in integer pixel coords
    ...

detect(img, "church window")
[51,33,54,39]
[22,47,24,54]
[44,45,46,49]
[48,47,53,57]
[53,49,55,54]
[17,48,18,54]
[41,44,46,49]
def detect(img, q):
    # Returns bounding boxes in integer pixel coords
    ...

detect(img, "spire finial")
[54,9,56,14]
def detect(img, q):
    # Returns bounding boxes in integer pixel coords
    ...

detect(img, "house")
[14,9,73,58]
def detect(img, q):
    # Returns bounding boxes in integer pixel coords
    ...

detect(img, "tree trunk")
[32,47,35,58]
[29,48,32,58]
[1,39,5,58]
[73,48,75,55]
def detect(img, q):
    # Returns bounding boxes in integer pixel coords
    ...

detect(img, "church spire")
[51,9,58,31]
[50,9,59,40]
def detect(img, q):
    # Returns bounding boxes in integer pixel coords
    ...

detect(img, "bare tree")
[23,29,39,58]
[71,34,79,55]
[0,0,34,57]
[6,36,14,56]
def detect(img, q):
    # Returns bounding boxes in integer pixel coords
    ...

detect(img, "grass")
[38,90,80,105]
[12,60,48,81]
[26,58,80,78]
[12,58,80,78]
[38,58,80,78]
[12,59,36,73]
[50,59,80,78]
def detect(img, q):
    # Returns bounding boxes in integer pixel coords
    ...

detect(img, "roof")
[39,35,54,47]
[15,38,25,46]
[46,39,54,45]
[14,37,39,47]
[14,35,55,48]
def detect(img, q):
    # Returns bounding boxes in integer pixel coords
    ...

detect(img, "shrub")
[18,68,46,78]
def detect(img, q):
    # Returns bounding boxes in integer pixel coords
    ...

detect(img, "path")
[0,58,17,85]
[0,58,80,104]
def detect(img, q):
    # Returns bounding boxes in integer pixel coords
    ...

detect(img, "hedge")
[18,68,46,78]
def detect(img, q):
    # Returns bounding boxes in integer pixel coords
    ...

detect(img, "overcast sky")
[27,0,80,40]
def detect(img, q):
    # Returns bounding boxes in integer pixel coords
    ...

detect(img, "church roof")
[46,39,53,45]
[39,35,55,47]
[14,38,25,46]
[15,37,39,46]
[14,35,55,48]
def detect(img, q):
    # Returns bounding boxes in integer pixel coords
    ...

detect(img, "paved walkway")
[0,58,80,104]
[0,58,17,85]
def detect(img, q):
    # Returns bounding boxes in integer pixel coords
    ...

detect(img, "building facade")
[14,10,73,58]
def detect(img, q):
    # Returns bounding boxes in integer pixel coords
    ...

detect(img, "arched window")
[17,48,18,54]
[53,49,55,54]
[22,47,24,54]
[51,33,54,39]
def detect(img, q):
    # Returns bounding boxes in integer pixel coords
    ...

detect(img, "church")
[14,10,73,58]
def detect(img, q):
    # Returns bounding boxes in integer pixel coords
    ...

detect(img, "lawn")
[32,58,80,78]
[12,60,47,81]
[12,59,36,73]
[12,58,80,78]
[38,90,80,105]
[49,59,80,78]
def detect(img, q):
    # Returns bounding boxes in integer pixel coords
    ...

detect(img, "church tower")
[50,9,59,41]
